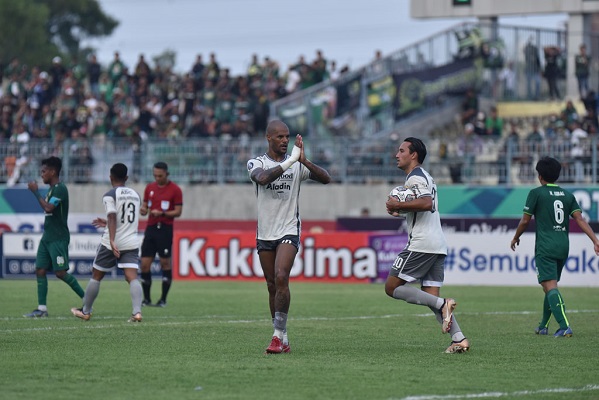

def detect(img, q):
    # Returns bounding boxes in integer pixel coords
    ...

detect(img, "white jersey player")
[71,163,144,323]
[248,120,331,354]
[247,153,310,241]
[385,137,469,354]
[402,166,447,255]
[100,185,141,252]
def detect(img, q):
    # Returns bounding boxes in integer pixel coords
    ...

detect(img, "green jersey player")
[511,157,599,337]
[24,157,84,318]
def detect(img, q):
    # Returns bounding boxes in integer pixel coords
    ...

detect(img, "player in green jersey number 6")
[511,156,599,337]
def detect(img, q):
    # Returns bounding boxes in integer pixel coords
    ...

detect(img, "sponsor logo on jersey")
[266,182,291,191]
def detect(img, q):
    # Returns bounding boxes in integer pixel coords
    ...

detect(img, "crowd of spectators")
[0,50,346,141]
[453,89,595,184]
[0,50,348,183]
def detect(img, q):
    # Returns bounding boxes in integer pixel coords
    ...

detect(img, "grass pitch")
[0,280,598,400]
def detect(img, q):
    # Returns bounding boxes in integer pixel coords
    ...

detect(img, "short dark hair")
[41,156,62,175]
[153,161,168,171]
[536,156,561,183]
[404,137,427,164]
[110,163,128,181]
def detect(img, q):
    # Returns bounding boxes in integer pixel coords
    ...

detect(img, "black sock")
[160,270,172,302]
[141,272,152,302]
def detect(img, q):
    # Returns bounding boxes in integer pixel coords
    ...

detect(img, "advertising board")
[2,231,597,286]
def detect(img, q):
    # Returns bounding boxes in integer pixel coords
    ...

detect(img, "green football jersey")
[42,182,70,242]
[523,183,581,259]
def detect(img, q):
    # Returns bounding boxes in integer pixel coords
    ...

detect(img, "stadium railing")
[1,136,596,186]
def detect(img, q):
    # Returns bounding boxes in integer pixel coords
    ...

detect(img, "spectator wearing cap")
[49,56,66,99]
[32,71,53,109]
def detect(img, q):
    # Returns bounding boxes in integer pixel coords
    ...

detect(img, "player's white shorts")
[93,245,140,271]
[388,250,445,287]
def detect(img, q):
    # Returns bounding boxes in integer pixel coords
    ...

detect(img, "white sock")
[273,328,284,339]
[38,305,47,311]
[282,330,288,345]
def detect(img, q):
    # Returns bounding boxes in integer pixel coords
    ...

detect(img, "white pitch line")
[394,384,599,400]
[1,309,598,334]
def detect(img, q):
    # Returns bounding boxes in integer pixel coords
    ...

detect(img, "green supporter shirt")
[42,182,70,243]
[523,183,581,260]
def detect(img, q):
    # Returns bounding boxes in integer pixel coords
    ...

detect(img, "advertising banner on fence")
[174,231,598,286]
[174,231,383,282]
[393,58,477,119]
[1,233,162,278]
[444,232,598,287]
[3,231,598,286]
[0,214,100,234]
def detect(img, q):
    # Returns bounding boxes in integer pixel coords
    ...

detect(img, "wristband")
[289,145,301,162]
[280,145,301,171]
[162,211,166,217]
[280,157,296,171]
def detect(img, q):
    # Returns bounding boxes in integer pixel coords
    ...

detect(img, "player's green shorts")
[36,240,70,271]
[534,255,565,283]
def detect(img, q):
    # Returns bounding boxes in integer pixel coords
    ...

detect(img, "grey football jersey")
[247,154,310,240]
[403,166,447,255]
[101,186,141,251]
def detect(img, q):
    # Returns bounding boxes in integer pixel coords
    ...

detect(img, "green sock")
[61,273,85,298]
[37,276,48,306]
[538,294,552,329]
[547,288,569,330]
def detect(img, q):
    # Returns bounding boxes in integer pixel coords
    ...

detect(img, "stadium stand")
[0,22,597,185]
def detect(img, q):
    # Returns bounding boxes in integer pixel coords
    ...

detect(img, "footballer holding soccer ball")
[385,137,470,354]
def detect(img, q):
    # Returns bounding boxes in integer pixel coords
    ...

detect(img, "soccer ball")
[388,186,415,217]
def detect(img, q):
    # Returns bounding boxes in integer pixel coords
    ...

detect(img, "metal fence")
[2,136,596,186]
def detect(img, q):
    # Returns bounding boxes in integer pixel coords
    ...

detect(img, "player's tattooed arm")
[251,167,285,186]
